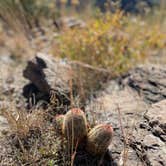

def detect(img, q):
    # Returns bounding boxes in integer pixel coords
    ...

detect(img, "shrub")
[0,0,56,34]
[53,12,166,76]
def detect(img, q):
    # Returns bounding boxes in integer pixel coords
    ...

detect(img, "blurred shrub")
[0,0,57,34]
[52,12,166,76]
[94,0,162,13]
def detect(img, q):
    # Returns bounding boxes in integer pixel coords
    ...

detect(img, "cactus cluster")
[54,108,113,155]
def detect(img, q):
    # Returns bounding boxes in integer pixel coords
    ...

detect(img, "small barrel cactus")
[86,124,113,155]
[62,108,88,149]
[54,114,65,133]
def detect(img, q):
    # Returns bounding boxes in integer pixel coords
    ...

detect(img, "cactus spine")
[62,108,88,150]
[86,124,113,155]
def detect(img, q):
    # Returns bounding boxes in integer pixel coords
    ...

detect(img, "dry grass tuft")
[0,102,44,138]
[0,102,71,165]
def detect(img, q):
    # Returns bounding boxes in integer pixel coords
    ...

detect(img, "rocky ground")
[86,65,166,165]
[0,48,165,165]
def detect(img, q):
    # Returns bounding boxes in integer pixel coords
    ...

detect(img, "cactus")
[62,108,88,149]
[86,124,113,155]
[54,114,64,134]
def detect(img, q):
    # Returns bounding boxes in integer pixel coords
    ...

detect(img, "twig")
[116,104,128,166]
[70,61,112,74]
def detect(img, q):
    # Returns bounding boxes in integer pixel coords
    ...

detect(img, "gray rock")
[86,65,166,165]
[86,85,147,164]
[23,53,72,108]
[145,100,166,128]
[145,100,166,142]
[121,65,166,104]
[22,53,110,108]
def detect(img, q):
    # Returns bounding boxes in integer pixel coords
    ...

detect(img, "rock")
[23,53,110,108]
[86,86,147,126]
[121,65,166,104]
[131,125,166,166]
[143,134,165,148]
[145,100,166,128]
[23,52,72,94]
[145,100,166,142]
[23,53,72,107]
[85,65,166,165]
[86,85,146,164]
[126,95,166,166]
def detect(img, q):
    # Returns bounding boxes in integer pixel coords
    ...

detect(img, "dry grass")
[1,103,44,138]
[0,101,72,165]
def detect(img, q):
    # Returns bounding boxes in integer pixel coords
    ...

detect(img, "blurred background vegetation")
[0,0,165,75]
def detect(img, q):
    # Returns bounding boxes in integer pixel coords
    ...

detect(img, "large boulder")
[23,53,72,108]
[22,53,110,109]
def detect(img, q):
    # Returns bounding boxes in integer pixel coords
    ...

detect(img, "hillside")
[0,1,165,166]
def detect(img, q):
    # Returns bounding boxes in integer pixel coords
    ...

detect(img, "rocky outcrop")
[130,100,166,166]
[23,53,72,108]
[86,86,147,165]
[85,65,166,165]
[121,65,166,104]
[22,53,109,108]
[145,100,166,141]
